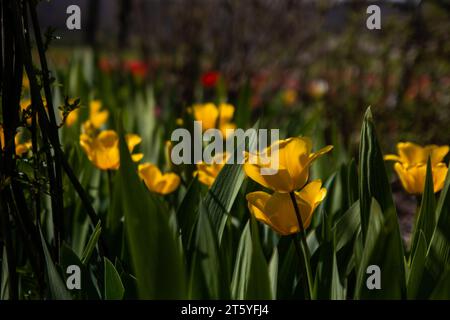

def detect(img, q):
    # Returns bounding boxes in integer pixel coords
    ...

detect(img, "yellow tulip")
[20,99,47,125]
[0,125,32,157]
[192,102,236,137]
[247,180,326,235]
[384,142,449,167]
[14,132,32,157]
[244,137,333,193]
[138,163,180,195]
[64,108,80,127]
[385,141,449,194]
[193,103,219,131]
[393,162,448,195]
[79,130,142,170]
[89,100,109,129]
[194,153,229,187]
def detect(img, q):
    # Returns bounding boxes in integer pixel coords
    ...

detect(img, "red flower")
[124,60,149,79]
[201,71,220,88]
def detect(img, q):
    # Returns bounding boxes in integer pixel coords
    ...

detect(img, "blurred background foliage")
[40,0,450,150]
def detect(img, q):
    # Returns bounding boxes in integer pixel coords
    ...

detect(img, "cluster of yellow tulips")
[78,100,181,195]
[76,99,450,236]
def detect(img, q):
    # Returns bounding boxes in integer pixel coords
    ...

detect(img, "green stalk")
[289,191,314,299]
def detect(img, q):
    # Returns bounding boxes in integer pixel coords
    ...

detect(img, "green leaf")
[333,200,361,252]
[231,219,272,299]
[358,107,396,240]
[61,244,99,299]
[407,231,427,299]
[421,162,450,297]
[354,199,406,299]
[176,177,201,250]
[204,122,259,241]
[347,158,359,205]
[188,201,228,299]
[117,125,186,299]
[277,241,300,299]
[331,249,346,300]
[411,158,436,256]
[104,257,125,300]
[80,220,102,265]
[429,269,450,299]
[268,248,279,299]
[39,228,71,300]
[313,241,334,299]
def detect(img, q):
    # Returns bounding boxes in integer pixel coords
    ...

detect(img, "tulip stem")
[289,191,314,300]
[107,170,114,200]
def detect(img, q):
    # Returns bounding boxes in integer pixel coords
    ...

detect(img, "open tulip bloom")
[246,180,327,235]
[80,130,143,171]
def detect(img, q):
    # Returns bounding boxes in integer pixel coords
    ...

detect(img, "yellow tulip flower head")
[80,130,143,170]
[393,162,448,195]
[192,103,236,138]
[65,108,80,127]
[194,152,229,187]
[244,137,333,193]
[89,100,109,129]
[385,142,449,194]
[138,163,181,195]
[1,125,32,157]
[385,142,449,167]
[246,180,327,235]
[14,131,32,157]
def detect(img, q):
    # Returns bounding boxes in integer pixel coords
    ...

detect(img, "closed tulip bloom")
[246,180,327,235]
[385,142,449,194]
[393,162,448,194]
[80,130,142,170]
[138,163,180,195]
[64,108,80,127]
[244,137,333,193]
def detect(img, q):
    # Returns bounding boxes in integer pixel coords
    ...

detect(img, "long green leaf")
[358,107,396,240]
[204,122,259,241]
[118,127,186,299]
[231,220,272,299]
[407,231,427,299]
[411,158,436,256]
[104,257,125,300]
[39,229,71,300]
[188,201,228,299]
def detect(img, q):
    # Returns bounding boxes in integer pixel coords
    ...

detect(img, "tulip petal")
[138,162,180,195]
[384,154,401,161]
[244,162,293,193]
[125,134,142,153]
[218,103,235,124]
[247,182,327,236]
[246,191,290,235]
[193,103,219,131]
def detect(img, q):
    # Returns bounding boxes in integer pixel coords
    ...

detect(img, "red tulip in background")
[201,71,220,88]
[125,60,149,78]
